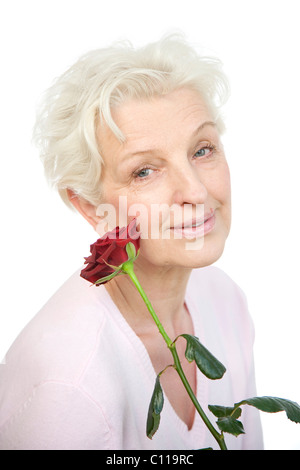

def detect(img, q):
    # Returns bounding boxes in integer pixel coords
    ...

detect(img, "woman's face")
[97,88,231,269]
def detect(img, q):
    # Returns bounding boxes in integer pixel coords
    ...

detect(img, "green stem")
[170,344,227,450]
[122,260,227,451]
[122,261,173,347]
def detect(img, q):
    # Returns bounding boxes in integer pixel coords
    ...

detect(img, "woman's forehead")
[97,88,214,156]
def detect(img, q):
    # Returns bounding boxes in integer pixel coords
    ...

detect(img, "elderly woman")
[0,36,263,450]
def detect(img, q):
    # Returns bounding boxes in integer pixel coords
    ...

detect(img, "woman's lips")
[171,211,216,239]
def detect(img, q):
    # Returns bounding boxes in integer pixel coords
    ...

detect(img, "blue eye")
[134,167,153,179]
[194,146,214,158]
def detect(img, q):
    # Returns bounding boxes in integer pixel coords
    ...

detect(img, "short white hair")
[33,35,230,209]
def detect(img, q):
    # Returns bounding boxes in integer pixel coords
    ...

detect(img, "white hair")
[33,35,230,209]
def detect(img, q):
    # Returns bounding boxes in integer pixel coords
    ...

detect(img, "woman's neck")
[105,260,192,338]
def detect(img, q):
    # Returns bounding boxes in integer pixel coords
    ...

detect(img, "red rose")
[80,219,140,285]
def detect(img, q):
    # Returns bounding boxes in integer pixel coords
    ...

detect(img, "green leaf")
[181,334,226,380]
[215,415,245,437]
[208,405,242,420]
[209,396,300,438]
[146,376,164,439]
[236,396,300,423]
[209,404,244,436]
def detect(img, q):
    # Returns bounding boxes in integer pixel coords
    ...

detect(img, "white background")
[0,0,299,450]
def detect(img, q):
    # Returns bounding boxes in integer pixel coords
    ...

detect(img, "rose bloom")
[80,219,140,284]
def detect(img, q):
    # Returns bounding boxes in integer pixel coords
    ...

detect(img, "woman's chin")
[178,242,226,269]
[138,233,228,270]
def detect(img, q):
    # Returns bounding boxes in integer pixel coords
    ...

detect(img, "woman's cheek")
[212,160,231,203]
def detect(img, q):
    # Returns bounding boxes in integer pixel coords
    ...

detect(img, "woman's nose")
[171,161,208,206]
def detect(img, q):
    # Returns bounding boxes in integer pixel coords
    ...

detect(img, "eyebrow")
[122,120,216,160]
[192,120,216,136]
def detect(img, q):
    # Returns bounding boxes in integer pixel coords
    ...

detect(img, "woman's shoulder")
[17,268,109,350]
[189,265,248,305]
[0,268,122,434]
[188,265,253,335]
[0,269,112,402]
[190,264,244,289]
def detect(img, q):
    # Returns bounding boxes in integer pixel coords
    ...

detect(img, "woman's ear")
[67,189,99,229]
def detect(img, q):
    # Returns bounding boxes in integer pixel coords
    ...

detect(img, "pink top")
[0,266,263,450]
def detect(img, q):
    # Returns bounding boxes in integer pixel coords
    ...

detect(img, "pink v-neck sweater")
[0,266,263,450]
